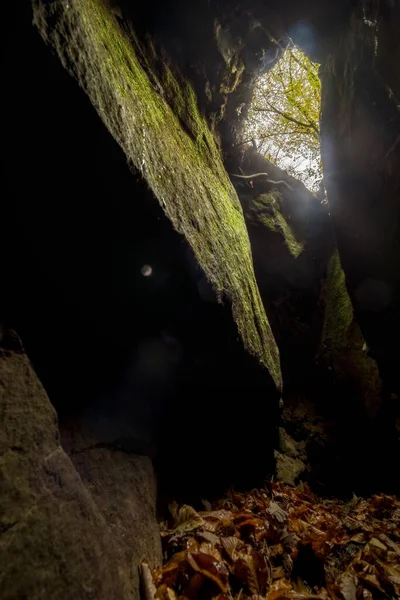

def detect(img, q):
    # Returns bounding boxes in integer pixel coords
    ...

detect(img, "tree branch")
[252,106,319,136]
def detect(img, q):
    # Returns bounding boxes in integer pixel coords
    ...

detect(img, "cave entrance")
[245,42,322,193]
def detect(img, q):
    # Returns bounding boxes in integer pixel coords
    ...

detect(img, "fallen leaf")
[201,510,234,521]
[183,572,205,599]
[173,505,202,527]
[155,584,178,600]
[156,484,400,600]
[266,578,292,600]
[187,552,229,593]
[199,542,222,561]
[154,552,188,587]
[221,536,242,562]
[233,545,270,595]
[357,572,385,593]
[185,538,200,552]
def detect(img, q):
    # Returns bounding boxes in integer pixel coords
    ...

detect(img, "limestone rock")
[0,328,160,600]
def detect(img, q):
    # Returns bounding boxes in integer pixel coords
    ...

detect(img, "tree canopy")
[245,43,322,191]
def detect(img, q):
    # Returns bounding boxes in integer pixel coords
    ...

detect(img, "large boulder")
[0,326,160,600]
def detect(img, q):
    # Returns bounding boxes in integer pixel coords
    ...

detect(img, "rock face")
[32,0,281,389]
[0,326,160,600]
[318,249,382,421]
[5,0,282,500]
[320,0,400,460]
[233,149,333,381]
[230,150,384,494]
[66,446,161,599]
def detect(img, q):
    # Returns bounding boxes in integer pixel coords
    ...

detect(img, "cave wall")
[2,0,400,595]
[229,148,384,495]
[320,0,400,449]
[4,0,281,501]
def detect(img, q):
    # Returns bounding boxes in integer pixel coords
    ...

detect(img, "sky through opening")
[245,44,322,192]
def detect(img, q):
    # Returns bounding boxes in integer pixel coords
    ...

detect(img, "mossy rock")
[32,0,281,389]
[245,192,305,259]
[319,249,382,417]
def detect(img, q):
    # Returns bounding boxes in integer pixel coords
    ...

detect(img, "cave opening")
[245,42,323,194]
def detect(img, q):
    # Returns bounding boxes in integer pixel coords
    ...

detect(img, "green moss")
[322,249,354,349]
[33,0,281,388]
[320,250,381,415]
[249,192,305,259]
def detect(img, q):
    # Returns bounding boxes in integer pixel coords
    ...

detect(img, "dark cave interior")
[4,2,281,503]
[2,1,400,598]
[2,4,400,592]
[4,0,400,504]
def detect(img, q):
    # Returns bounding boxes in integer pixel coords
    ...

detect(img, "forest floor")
[150,482,400,600]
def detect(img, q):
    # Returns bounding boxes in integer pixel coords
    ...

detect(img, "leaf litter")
[151,482,400,600]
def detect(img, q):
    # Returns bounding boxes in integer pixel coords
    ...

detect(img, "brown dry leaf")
[357,571,385,593]
[272,566,286,580]
[199,542,222,561]
[203,518,236,536]
[379,533,400,556]
[348,532,366,544]
[265,578,292,600]
[292,577,311,594]
[368,537,387,556]
[288,594,327,600]
[156,486,400,600]
[166,504,204,538]
[183,572,205,599]
[221,536,242,562]
[201,510,234,521]
[174,505,202,526]
[289,519,305,536]
[155,584,178,600]
[233,545,271,595]
[234,513,267,536]
[154,551,188,587]
[186,538,200,552]
[187,552,229,593]
[377,558,400,587]
[269,544,285,559]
